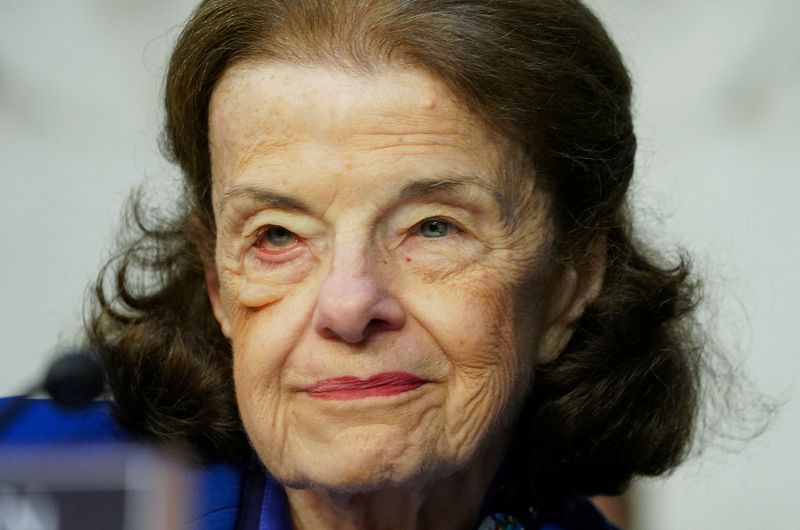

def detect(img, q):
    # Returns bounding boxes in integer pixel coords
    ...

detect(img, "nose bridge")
[329,235,374,282]
[319,242,378,309]
[312,234,404,343]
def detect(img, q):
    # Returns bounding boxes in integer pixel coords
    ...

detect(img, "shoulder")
[0,397,247,530]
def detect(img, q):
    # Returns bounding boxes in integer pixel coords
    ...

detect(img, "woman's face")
[207,62,568,491]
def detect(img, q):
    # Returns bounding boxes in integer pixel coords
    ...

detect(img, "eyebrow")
[220,184,312,214]
[400,176,511,223]
[219,175,513,224]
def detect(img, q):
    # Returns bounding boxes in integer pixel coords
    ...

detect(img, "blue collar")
[230,465,291,530]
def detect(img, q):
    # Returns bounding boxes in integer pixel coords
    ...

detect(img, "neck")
[284,443,506,530]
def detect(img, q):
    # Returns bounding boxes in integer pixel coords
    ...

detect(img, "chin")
[284,463,445,495]
[262,429,453,494]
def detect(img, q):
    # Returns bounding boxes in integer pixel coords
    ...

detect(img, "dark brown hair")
[88,0,702,496]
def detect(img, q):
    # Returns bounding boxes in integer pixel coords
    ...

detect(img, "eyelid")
[248,222,289,241]
[252,223,295,239]
[241,210,322,240]
[254,225,299,247]
[414,216,463,232]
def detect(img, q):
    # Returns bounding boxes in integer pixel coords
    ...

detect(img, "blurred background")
[1,1,798,528]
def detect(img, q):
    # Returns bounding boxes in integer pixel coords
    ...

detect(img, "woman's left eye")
[416,218,455,238]
[255,225,298,250]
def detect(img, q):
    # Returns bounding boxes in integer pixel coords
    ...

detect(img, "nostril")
[364,318,392,336]
[317,326,344,341]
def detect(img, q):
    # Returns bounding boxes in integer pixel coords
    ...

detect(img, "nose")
[311,257,405,344]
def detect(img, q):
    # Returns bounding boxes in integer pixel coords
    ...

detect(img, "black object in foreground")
[43,352,105,409]
[0,351,106,436]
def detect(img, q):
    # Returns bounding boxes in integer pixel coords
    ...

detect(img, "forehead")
[210,61,483,138]
[207,62,532,221]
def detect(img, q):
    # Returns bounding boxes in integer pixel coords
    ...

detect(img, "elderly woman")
[84,0,700,529]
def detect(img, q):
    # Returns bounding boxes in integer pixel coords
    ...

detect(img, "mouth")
[304,372,428,400]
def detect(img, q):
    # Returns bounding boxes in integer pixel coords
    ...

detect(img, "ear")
[204,265,232,339]
[536,232,607,364]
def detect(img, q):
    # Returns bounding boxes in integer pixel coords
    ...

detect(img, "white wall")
[584,1,800,528]
[2,1,798,528]
[0,0,195,389]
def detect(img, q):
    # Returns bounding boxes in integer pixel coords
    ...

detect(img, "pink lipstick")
[305,372,426,400]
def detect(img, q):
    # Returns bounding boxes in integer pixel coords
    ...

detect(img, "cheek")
[218,244,315,309]
[402,265,544,452]
[399,237,486,282]
[228,306,282,411]
[442,285,532,397]
[227,292,315,461]
[407,256,542,374]
[215,239,316,351]
[218,264,318,416]
[227,291,314,380]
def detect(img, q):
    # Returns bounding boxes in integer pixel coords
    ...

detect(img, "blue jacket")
[0,398,619,530]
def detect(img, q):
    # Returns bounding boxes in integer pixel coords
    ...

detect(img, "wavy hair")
[88,0,703,496]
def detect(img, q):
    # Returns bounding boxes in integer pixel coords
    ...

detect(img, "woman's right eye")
[254,225,299,251]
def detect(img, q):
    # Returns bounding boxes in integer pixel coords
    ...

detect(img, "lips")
[305,372,427,400]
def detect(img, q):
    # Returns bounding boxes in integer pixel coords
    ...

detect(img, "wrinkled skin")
[205,63,595,530]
